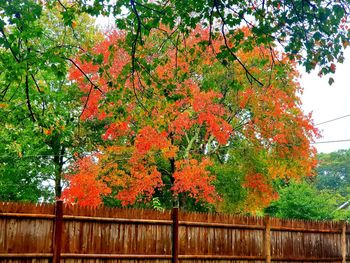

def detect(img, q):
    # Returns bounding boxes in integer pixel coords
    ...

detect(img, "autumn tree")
[63,27,318,212]
[0,1,345,207]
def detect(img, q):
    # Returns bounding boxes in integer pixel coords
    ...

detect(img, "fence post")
[53,200,63,263]
[342,221,346,263]
[264,215,271,263]
[172,207,179,263]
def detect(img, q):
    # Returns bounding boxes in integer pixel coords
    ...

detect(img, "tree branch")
[62,56,104,94]
[25,73,36,122]
[0,28,20,63]
[214,0,263,86]
[79,83,94,119]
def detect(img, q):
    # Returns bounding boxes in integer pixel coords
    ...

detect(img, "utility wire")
[0,154,70,159]
[312,139,350,144]
[315,114,350,126]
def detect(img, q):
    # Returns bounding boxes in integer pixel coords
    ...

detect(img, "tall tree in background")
[63,27,318,212]
[264,149,350,221]
[0,0,348,208]
[316,149,350,195]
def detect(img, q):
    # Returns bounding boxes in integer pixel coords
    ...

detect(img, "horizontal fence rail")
[0,201,349,263]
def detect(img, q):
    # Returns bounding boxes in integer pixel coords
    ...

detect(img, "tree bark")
[53,144,65,198]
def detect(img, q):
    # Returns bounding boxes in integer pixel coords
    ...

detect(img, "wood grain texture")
[0,202,348,263]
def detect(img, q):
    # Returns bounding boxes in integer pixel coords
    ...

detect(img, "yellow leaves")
[162,145,178,159]
[8,142,22,158]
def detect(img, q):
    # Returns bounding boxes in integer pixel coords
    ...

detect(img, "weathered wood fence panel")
[0,202,54,263]
[61,204,172,257]
[178,211,265,259]
[0,201,349,263]
[270,218,343,261]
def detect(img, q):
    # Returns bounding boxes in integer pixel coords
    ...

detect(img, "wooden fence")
[0,201,349,263]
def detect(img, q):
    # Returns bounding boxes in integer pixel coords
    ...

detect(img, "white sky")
[300,49,350,153]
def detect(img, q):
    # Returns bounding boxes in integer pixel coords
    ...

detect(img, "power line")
[312,139,350,144]
[315,114,350,126]
[0,154,70,159]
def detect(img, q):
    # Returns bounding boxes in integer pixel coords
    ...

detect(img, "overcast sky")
[301,49,350,153]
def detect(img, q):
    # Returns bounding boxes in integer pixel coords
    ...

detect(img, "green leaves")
[0,1,102,201]
[71,0,350,82]
[266,181,336,220]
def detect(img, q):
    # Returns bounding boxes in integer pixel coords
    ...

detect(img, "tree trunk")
[169,157,179,208]
[53,145,65,199]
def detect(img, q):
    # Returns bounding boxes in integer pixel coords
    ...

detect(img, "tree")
[1,1,342,208]
[63,27,318,212]
[265,180,340,220]
[265,149,350,220]
[0,2,100,201]
[316,149,350,195]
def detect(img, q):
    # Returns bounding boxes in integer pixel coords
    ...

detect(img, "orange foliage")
[64,26,318,210]
[172,158,219,204]
[243,173,279,212]
[62,156,111,206]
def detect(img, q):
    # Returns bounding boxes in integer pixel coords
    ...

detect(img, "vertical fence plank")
[264,215,271,263]
[53,200,63,263]
[342,221,346,263]
[172,207,179,263]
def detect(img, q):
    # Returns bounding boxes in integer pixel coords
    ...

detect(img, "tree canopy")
[68,0,350,81]
[0,0,349,213]
[62,27,319,212]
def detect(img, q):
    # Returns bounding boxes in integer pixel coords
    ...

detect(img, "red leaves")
[191,84,231,145]
[170,112,193,135]
[62,156,111,207]
[330,63,336,73]
[102,121,130,141]
[135,126,169,154]
[172,159,219,204]
[69,32,129,121]
[116,164,163,206]
[243,173,278,211]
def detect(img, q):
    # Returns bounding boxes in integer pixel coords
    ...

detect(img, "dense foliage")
[0,3,99,199]
[266,149,350,220]
[0,0,349,214]
[62,28,318,212]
